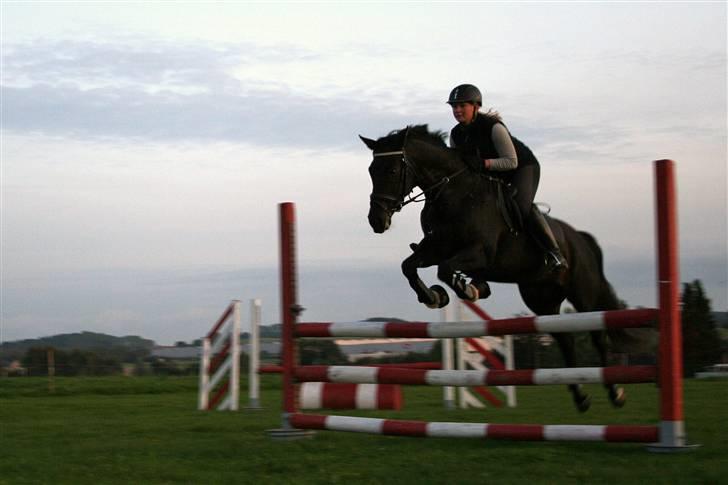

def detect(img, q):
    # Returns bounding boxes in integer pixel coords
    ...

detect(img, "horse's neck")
[413,149,499,207]
[410,145,487,194]
[410,145,462,188]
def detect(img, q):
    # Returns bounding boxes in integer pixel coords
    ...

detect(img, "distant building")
[151,342,281,361]
[151,346,200,360]
[152,338,433,364]
[334,339,436,362]
[1,360,27,376]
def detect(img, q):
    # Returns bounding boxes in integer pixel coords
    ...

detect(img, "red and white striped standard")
[198,301,241,411]
[653,159,688,450]
[290,414,659,443]
[296,308,657,339]
[299,382,402,410]
[295,365,657,387]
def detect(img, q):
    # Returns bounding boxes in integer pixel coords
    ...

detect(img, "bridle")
[369,129,467,214]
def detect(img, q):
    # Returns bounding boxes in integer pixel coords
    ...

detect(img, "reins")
[400,167,467,208]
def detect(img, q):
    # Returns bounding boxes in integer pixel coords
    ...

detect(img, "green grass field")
[1,376,726,484]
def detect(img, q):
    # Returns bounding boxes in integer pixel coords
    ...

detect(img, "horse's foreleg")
[436,246,488,301]
[401,250,448,309]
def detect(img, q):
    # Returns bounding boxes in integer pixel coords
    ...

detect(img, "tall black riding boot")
[527,205,569,273]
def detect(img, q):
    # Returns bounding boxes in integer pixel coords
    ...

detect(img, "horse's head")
[360,127,415,233]
[360,125,452,234]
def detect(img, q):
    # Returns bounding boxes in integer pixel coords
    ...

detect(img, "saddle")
[488,176,523,235]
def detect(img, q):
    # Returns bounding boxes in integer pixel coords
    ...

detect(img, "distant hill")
[3,313,724,364]
[0,332,155,365]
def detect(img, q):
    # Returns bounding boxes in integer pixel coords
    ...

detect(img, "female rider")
[447,83,567,272]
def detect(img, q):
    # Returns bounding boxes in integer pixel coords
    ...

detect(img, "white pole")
[441,305,455,409]
[198,337,211,410]
[455,301,467,409]
[248,298,262,409]
[229,300,241,411]
[504,334,517,407]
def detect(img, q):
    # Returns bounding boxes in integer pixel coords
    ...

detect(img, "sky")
[1,2,726,345]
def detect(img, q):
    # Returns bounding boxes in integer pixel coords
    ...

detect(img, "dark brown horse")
[360,125,630,412]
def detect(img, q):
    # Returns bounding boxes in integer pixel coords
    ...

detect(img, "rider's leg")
[527,205,569,271]
[513,164,568,272]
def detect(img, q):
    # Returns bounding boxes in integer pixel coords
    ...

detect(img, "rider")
[447,83,568,272]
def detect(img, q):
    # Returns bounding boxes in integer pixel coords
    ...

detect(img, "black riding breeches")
[512,163,540,219]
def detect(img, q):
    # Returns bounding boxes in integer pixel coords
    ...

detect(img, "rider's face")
[451,102,477,125]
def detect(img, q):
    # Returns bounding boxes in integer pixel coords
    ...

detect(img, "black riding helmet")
[447,84,482,106]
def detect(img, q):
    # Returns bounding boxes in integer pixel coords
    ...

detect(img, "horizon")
[4,291,727,347]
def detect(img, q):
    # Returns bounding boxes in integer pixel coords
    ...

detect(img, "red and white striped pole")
[651,159,691,451]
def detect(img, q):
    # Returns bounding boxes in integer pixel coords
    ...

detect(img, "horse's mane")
[386,124,448,149]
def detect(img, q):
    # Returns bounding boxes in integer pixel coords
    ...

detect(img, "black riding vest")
[450,114,538,181]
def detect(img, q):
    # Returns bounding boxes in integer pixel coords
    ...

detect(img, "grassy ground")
[1,376,726,484]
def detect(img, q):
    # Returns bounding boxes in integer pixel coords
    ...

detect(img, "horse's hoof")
[425,285,449,309]
[575,395,591,413]
[610,388,626,408]
[453,282,478,301]
[472,281,491,300]
[464,284,479,301]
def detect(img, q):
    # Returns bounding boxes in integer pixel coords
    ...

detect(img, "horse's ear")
[359,135,376,151]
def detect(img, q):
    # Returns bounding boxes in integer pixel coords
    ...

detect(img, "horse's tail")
[578,230,657,353]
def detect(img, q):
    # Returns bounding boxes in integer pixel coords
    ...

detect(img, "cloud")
[1,37,419,148]
[3,30,725,158]
[1,78,411,150]
[1,37,314,89]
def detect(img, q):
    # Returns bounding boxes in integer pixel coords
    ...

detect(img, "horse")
[360,124,630,412]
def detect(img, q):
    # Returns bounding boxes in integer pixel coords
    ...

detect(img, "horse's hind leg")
[569,281,627,408]
[589,330,626,408]
[552,333,592,412]
[519,283,591,412]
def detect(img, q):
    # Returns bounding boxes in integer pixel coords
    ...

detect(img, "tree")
[21,347,53,376]
[21,347,122,376]
[681,280,722,376]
